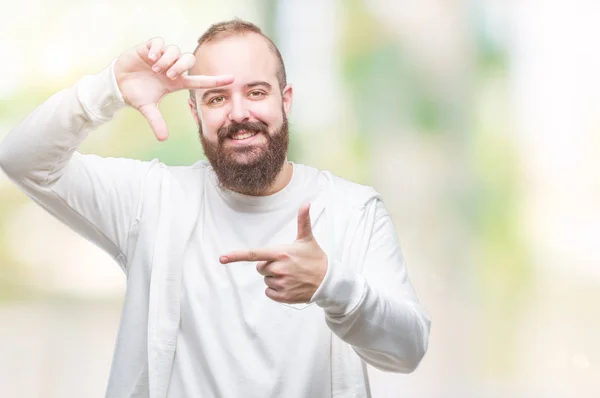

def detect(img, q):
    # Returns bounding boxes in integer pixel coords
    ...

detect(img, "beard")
[199,113,289,196]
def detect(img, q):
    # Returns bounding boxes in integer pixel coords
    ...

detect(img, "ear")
[281,84,293,117]
[188,96,200,126]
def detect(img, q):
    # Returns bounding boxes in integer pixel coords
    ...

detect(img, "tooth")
[232,131,256,140]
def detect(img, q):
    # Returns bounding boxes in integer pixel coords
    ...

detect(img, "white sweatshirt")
[167,163,333,398]
[0,63,431,398]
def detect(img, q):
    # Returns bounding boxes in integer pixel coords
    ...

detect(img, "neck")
[262,160,293,195]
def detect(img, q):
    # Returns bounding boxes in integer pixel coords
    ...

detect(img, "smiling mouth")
[229,130,258,140]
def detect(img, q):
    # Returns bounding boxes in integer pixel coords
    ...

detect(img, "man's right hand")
[114,37,233,141]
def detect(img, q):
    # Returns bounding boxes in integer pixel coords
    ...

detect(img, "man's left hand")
[220,203,328,304]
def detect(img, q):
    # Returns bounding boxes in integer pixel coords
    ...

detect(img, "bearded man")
[0,19,430,398]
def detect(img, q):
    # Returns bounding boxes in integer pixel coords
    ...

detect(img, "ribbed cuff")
[77,59,127,123]
[309,257,367,316]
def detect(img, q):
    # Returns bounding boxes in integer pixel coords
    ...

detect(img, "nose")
[228,94,250,123]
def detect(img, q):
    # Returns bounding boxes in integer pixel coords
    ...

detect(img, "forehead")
[193,33,279,87]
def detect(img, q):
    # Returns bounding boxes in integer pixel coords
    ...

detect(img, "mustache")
[217,121,269,143]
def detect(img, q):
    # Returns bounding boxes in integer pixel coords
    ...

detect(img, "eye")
[248,90,265,99]
[209,96,225,105]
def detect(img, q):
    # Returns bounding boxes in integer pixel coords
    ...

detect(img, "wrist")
[77,59,127,122]
[309,257,366,316]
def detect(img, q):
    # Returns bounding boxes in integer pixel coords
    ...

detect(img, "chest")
[179,205,329,340]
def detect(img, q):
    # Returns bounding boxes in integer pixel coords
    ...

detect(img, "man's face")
[188,33,293,195]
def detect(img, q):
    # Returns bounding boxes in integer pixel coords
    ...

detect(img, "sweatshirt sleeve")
[310,199,431,373]
[0,61,156,271]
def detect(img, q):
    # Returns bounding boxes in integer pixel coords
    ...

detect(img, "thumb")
[297,202,313,240]
[139,103,168,141]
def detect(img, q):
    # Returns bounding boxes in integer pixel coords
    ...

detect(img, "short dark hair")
[189,19,287,106]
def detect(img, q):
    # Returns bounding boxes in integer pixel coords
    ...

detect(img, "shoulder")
[141,160,213,198]
[160,160,211,180]
[299,163,380,210]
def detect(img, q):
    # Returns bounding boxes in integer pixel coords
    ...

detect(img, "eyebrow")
[246,81,272,90]
[201,81,273,102]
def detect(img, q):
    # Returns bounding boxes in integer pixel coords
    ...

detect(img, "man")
[0,20,430,398]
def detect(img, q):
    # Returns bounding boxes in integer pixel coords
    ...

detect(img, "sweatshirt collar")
[209,161,302,212]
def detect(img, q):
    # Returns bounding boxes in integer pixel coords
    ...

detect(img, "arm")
[311,199,431,373]
[0,63,154,270]
[0,38,232,270]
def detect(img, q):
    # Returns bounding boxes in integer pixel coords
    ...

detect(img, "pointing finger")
[220,248,282,264]
[179,74,234,90]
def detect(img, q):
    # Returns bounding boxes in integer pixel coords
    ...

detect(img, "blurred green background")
[1,0,599,397]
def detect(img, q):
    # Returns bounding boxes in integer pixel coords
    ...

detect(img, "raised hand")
[220,203,328,304]
[113,37,234,141]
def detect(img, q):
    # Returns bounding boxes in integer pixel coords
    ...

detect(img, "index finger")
[220,248,280,264]
[180,74,234,89]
